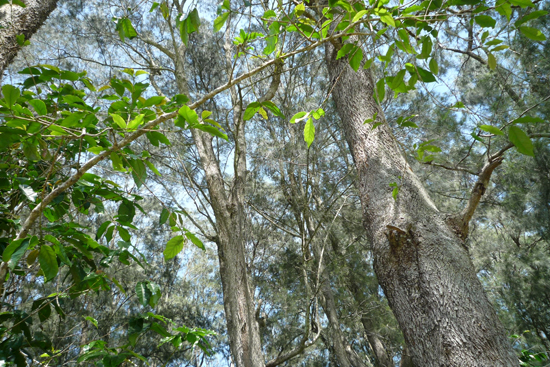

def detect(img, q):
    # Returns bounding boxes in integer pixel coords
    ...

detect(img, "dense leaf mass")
[0,0,549,365]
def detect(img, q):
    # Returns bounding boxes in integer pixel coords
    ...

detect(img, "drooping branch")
[0,0,59,78]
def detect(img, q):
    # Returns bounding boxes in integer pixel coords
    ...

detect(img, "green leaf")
[479,125,504,135]
[515,10,548,27]
[149,2,159,12]
[376,78,386,102]
[111,113,126,129]
[349,47,363,72]
[429,58,439,75]
[147,282,161,307]
[135,281,152,307]
[264,35,278,55]
[84,316,99,328]
[262,101,285,118]
[96,221,112,240]
[2,85,20,109]
[509,0,535,7]
[508,125,534,156]
[110,152,125,172]
[290,111,308,124]
[214,12,230,32]
[3,238,30,269]
[192,123,228,141]
[145,160,161,176]
[487,53,497,70]
[337,44,355,60]
[127,114,145,130]
[244,102,261,120]
[160,208,170,225]
[475,15,496,28]
[39,245,58,282]
[147,131,171,146]
[185,232,205,250]
[304,118,315,147]
[116,18,137,41]
[389,70,406,90]
[519,26,546,41]
[118,227,131,242]
[178,105,199,126]
[416,67,436,82]
[164,235,185,260]
[491,45,509,52]
[512,115,545,124]
[353,10,367,22]
[418,36,433,59]
[28,99,47,115]
[363,58,374,69]
[142,96,165,107]
[295,2,305,16]
[129,159,147,188]
[379,13,395,27]
[312,108,325,120]
[389,182,399,200]
[187,8,201,33]
[496,1,512,20]
[180,18,189,45]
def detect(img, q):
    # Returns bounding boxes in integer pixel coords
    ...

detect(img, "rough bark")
[172,35,263,366]
[324,42,519,366]
[0,0,59,78]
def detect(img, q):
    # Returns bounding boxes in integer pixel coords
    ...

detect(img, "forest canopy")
[0,0,549,366]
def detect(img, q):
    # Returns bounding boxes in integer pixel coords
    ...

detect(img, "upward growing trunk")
[0,0,59,78]
[324,42,518,366]
[174,40,264,366]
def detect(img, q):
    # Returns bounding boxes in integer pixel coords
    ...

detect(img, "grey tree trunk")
[324,42,519,366]
[174,38,264,366]
[0,0,59,78]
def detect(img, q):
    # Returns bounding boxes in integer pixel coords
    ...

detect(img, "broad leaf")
[475,15,496,28]
[39,245,59,282]
[519,26,546,41]
[2,85,19,108]
[479,125,504,135]
[185,232,205,251]
[164,235,185,260]
[135,281,152,307]
[304,118,315,147]
[214,12,230,32]
[508,126,534,156]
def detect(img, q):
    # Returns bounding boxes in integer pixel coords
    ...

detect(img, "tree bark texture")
[324,42,519,366]
[0,0,59,77]
[175,43,264,366]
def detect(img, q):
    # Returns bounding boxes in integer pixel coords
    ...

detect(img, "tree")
[0,0,60,82]
[1,0,549,365]
[314,0,547,364]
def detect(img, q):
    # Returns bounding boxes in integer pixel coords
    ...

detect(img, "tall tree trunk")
[174,41,264,366]
[0,0,59,78]
[324,41,519,366]
[191,121,264,367]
